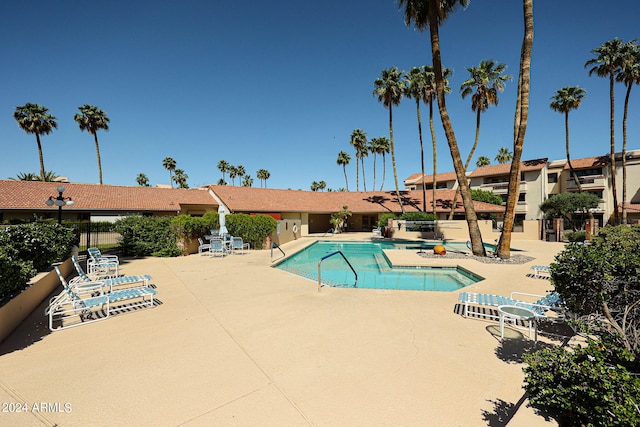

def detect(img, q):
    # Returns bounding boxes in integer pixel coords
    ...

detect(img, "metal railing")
[321,228,335,237]
[270,241,286,262]
[317,250,357,292]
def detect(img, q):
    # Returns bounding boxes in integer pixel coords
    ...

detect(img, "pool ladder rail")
[270,241,286,262]
[317,250,358,292]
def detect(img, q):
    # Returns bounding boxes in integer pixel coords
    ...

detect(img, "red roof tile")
[564,156,609,170]
[405,171,458,185]
[209,185,503,214]
[0,180,215,213]
[469,158,548,178]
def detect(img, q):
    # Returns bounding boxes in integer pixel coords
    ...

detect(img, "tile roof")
[564,156,609,170]
[404,171,458,185]
[469,158,548,178]
[209,185,503,214]
[0,180,215,212]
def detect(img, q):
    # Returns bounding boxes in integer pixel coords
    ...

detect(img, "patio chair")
[46,266,156,331]
[198,238,212,255]
[231,237,250,254]
[210,239,227,257]
[372,227,382,238]
[458,290,562,321]
[71,255,152,291]
[530,265,550,279]
[87,247,119,277]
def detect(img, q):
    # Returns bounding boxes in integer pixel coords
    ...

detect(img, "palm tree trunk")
[565,111,582,192]
[390,104,405,213]
[361,158,367,191]
[373,153,377,191]
[429,101,437,214]
[355,156,359,192]
[622,83,631,224]
[428,0,484,256]
[416,99,426,212]
[609,73,619,224]
[94,133,103,185]
[343,165,349,191]
[380,154,386,191]
[35,133,45,182]
[449,108,483,219]
[497,0,533,259]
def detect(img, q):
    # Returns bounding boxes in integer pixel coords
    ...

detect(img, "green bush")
[171,213,219,242]
[564,230,586,242]
[470,189,503,206]
[378,213,397,229]
[524,339,640,426]
[0,246,37,302]
[0,222,76,271]
[226,213,277,249]
[399,212,437,221]
[114,216,182,257]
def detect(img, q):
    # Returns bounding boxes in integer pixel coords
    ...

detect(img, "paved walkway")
[0,235,567,426]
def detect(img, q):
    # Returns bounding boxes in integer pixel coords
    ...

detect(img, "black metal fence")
[71,222,121,252]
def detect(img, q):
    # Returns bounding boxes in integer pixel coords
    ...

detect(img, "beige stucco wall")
[270,219,302,247]
[0,258,73,343]
[388,219,541,241]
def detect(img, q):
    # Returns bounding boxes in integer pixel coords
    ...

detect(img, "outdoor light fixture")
[45,185,74,224]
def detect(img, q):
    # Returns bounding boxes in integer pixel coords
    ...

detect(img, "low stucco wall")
[270,219,302,247]
[0,258,73,343]
[388,219,541,241]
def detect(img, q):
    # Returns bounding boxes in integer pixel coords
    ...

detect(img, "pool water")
[275,241,482,292]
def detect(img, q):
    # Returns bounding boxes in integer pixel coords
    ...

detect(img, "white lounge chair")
[71,255,151,291]
[87,247,119,277]
[46,266,156,331]
[530,265,550,279]
[458,290,562,321]
[231,237,250,254]
[210,239,226,257]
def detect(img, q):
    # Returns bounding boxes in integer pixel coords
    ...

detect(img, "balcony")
[479,181,527,194]
[566,175,606,191]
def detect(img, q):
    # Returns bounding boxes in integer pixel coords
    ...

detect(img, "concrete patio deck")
[0,235,567,426]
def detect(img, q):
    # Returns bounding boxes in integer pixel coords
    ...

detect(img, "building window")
[575,168,602,177]
[547,173,558,183]
[588,190,604,199]
[518,193,526,202]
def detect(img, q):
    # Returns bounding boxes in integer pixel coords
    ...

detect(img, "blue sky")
[2,1,639,191]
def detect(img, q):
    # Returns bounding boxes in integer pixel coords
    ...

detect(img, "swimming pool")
[274,241,482,292]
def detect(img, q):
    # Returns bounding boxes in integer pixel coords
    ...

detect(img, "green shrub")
[226,213,277,249]
[524,339,640,426]
[378,213,397,229]
[114,216,182,257]
[0,222,75,271]
[399,212,437,222]
[171,213,219,242]
[0,246,37,302]
[564,230,586,242]
[470,189,503,206]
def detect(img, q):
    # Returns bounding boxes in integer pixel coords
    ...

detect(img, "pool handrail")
[270,241,286,262]
[317,250,358,292]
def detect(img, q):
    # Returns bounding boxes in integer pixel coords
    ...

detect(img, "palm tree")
[449,60,511,219]
[476,156,490,167]
[397,0,486,256]
[423,65,452,214]
[310,181,319,192]
[495,147,513,164]
[372,136,390,191]
[404,66,429,211]
[336,151,351,191]
[136,173,150,186]
[616,40,640,224]
[357,143,369,191]
[257,168,271,188]
[10,171,59,181]
[496,0,534,259]
[228,165,238,185]
[172,169,188,188]
[373,67,406,212]
[242,175,253,187]
[318,180,327,192]
[13,103,58,182]
[74,104,110,184]
[585,37,627,224]
[162,157,176,188]
[550,86,587,192]
[217,160,230,184]
[350,129,367,191]
[236,165,246,184]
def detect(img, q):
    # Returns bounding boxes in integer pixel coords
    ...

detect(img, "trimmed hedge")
[114,216,182,257]
[226,213,277,249]
[0,222,75,302]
